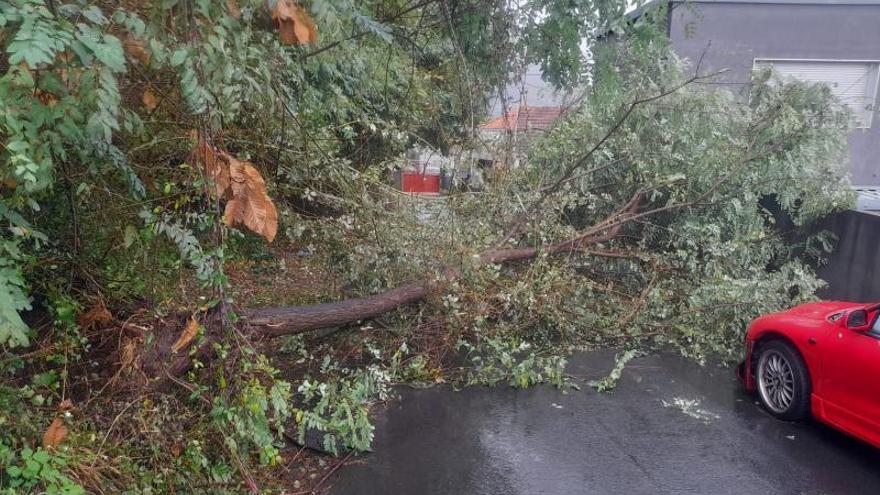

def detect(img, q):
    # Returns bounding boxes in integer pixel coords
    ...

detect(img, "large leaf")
[224,159,279,243]
[171,316,199,353]
[43,418,68,448]
[191,134,278,242]
[271,0,318,45]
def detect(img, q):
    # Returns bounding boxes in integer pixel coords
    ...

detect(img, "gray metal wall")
[816,211,880,302]
[668,0,880,186]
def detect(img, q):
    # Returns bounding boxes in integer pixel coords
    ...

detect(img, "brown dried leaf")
[272,0,318,45]
[226,0,242,18]
[77,301,113,329]
[189,132,278,241]
[43,418,68,448]
[2,177,17,190]
[59,66,85,88]
[123,35,151,66]
[191,132,231,197]
[120,337,137,370]
[142,88,159,111]
[224,159,279,242]
[35,89,58,107]
[56,50,75,64]
[171,317,199,354]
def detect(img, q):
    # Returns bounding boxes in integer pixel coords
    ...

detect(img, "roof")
[478,106,564,132]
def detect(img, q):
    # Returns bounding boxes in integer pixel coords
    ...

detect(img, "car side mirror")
[846,309,872,333]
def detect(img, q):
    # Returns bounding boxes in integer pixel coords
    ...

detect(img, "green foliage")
[517,30,851,361]
[0,239,30,346]
[0,0,524,333]
[295,363,391,454]
[589,350,639,392]
[142,210,216,283]
[2,447,84,495]
[0,383,82,494]
[460,336,568,389]
[0,0,145,344]
[211,357,293,466]
[0,0,135,193]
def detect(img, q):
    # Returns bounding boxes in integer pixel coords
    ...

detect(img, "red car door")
[815,311,880,446]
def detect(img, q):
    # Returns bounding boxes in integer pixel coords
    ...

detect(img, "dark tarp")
[817,210,880,303]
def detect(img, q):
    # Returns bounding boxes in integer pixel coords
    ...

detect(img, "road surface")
[330,350,880,494]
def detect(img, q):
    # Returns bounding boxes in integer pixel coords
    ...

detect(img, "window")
[855,187,880,213]
[871,312,880,339]
[754,59,880,128]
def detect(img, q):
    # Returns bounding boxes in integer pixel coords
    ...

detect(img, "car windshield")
[873,314,880,336]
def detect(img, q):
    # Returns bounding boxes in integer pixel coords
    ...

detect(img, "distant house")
[392,146,449,195]
[475,105,566,168]
[490,65,574,115]
[637,0,880,212]
[479,105,565,135]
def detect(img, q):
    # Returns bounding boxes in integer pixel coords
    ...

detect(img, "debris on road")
[661,397,721,423]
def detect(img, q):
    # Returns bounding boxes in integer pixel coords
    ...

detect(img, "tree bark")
[245,282,430,336]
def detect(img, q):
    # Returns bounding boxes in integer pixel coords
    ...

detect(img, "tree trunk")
[245,233,628,336]
[245,282,430,336]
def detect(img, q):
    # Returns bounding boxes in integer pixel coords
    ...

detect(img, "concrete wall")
[668,0,880,186]
[490,65,574,117]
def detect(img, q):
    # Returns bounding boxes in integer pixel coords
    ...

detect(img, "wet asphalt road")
[330,350,880,495]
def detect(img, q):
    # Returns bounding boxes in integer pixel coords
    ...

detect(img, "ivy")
[2,447,84,494]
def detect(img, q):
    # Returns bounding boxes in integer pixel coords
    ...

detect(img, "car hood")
[784,301,862,319]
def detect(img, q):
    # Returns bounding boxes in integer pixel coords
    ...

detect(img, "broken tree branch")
[244,190,644,336]
[152,70,810,384]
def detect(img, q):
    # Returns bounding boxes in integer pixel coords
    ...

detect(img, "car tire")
[755,340,811,421]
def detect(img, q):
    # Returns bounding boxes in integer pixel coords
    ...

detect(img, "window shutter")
[755,60,879,128]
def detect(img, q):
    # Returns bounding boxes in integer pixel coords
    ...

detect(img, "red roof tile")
[479,106,564,131]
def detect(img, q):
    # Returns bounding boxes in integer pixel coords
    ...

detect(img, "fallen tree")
[6,2,863,492]
[150,36,856,388]
[155,192,643,386]
[244,191,644,336]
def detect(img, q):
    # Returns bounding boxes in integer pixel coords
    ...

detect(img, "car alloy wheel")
[757,349,795,414]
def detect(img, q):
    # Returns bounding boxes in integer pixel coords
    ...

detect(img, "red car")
[738,301,880,449]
